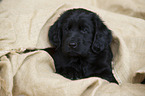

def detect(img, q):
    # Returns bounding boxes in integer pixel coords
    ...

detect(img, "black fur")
[48,8,117,83]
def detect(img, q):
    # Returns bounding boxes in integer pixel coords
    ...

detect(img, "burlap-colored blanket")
[0,0,145,96]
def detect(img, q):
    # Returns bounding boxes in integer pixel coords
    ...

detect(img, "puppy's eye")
[79,26,88,33]
[81,28,88,33]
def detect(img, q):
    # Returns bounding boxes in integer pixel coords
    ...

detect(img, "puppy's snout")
[69,42,77,48]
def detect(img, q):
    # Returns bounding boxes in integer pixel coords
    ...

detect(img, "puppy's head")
[49,8,112,56]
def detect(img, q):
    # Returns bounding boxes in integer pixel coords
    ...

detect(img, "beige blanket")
[0,0,145,96]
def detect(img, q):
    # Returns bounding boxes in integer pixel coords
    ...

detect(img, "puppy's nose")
[69,42,77,48]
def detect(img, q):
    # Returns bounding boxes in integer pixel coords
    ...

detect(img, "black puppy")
[48,8,117,83]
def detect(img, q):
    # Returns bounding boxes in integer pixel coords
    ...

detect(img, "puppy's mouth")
[66,51,80,56]
[62,49,81,56]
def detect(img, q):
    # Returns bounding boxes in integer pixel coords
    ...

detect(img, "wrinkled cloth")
[0,0,145,96]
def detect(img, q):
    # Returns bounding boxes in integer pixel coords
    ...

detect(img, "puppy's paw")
[56,67,82,80]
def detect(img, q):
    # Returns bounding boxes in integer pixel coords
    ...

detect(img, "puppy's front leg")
[56,66,82,80]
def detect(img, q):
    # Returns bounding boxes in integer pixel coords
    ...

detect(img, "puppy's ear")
[48,20,62,49]
[91,14,112,53]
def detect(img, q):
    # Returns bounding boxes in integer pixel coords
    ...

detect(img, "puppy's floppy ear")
[91,14,112,53]
[48,20,62,49]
